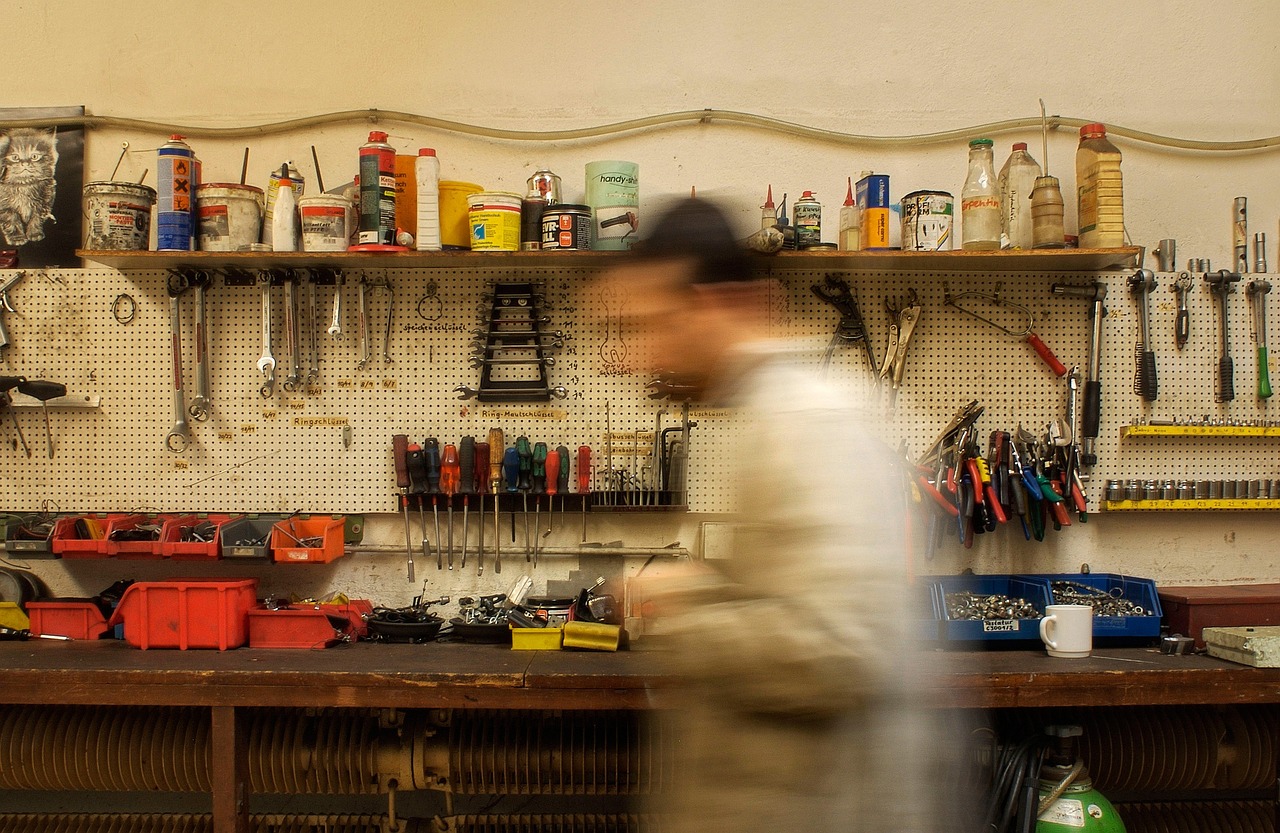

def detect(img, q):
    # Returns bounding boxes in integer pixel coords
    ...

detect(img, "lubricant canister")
[157,135,196,251]
[263,162,303,249]
[540,204,592,250]
[793,191,823,249]
[357,131,397,246]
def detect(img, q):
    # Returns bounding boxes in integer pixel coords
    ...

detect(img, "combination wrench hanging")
[357,276,394,371]
[164,270,192,453]
[282,270,302,393]
[256,271,276,398]
[188,272,213,422]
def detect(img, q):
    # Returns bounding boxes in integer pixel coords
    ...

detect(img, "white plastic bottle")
[961,138,1000,251]
[414,148,442,252]
[838,177,861,251]
[271,166,298,252]
[998,142,1042,250]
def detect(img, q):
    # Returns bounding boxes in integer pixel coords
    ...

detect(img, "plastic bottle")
[998,142,1042,250]
[761,184,776,230]
[961,139,1000,251]
[1031,175,1067,249]
[270,165,298,252]
[1075,123,1124,249]
[793,190,822,249]
[838,177,861,251]
[414,148,442,252]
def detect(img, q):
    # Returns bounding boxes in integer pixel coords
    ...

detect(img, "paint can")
[900,190,954,251]
[467,191,522,251]
[585,161,638,250]
[196,183,265,252]
[299,193,354,252]
[439,181,483,248]
[357,131,397,246]
[83,181,156,250]
[156,135,196,251]
[540,204,592,250]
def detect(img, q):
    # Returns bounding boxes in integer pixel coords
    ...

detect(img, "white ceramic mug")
[1039,604,1093,658]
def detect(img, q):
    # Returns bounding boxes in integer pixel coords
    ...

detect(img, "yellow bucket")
[439,180,482,248]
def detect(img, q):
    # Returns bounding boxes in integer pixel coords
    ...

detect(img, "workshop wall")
[7,0,1280,604]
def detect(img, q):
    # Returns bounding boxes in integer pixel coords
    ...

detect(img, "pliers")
[879,289,921,389]
[812,274,876,371]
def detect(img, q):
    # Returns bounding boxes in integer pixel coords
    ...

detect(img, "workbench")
[0,641,1275,831]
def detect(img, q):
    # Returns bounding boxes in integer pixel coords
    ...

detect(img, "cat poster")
[0,106,84,268]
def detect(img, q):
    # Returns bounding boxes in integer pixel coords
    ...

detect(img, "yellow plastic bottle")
[1075,123,1124,249]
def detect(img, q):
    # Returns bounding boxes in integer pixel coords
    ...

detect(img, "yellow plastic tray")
[510,625,562,651]
[0,601,29,631]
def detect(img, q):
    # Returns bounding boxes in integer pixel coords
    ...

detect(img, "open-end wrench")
[357,279,371,371]
[1204,270,1242,403]
[189,275,212,422]
[257,274,276,398]
[165,271,191,453]
[305,274,319,386]
[282,272,302,392]
[328,285,343,338]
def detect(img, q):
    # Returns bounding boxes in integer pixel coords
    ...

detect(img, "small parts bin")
[103,514,166,558]
[51,514,114,558]
[511,626,563,650]
[219,516,276,561]
[247,599,372,648]
[271,516,346,563]
[27,601,108,640]
[1,513,55,557]
[107,578,258,650]
[159,514,238,559]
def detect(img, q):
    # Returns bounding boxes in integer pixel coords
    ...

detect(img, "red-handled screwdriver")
[545,447,561,534]
[425,438,441,569]
[407,441,429,568]
[473,441,490,575]
[441,443,459,569]
[577,445,591,543]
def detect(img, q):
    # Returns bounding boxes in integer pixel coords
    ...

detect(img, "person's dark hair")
[636,198,753,285]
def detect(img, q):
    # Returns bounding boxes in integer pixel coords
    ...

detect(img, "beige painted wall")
[10,1,1280,602]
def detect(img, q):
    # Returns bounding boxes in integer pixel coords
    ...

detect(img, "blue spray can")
[157,135,196,250]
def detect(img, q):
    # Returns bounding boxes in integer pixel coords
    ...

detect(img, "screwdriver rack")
[0,257,1275,519]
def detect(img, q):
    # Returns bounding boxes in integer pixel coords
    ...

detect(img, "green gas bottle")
[1036,726,1126,833]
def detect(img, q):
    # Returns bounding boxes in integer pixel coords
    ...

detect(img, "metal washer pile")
[944,591,1039,621]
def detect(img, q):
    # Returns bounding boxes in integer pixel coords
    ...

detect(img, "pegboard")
[0,262,1272,516]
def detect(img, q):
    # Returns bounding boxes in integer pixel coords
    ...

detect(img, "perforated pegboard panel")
[0,263,1271,515]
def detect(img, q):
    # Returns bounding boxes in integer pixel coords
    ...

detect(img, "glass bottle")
[961,138,1000,251]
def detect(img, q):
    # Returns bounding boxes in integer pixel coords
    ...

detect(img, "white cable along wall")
[0,262,1273,516]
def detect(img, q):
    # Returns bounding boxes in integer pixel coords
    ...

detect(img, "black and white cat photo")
[0,127,58,247]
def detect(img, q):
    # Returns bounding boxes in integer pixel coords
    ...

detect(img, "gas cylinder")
[1036,726,1126,833]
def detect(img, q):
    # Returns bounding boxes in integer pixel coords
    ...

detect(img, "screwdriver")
[441,443,459,569]
[516,436,532,561]
[577,445,591,542]
[473,441,490,575]
[531,442,547,566]
[392,434,414,581]
[459,436,475,569]
[544,447,561,534]
[556,445,570,526]
[407,441,429,568]
[487,428,504,574]
[503,445,521,566]
[425,438,442,569]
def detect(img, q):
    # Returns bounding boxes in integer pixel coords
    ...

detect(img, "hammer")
[1204,270,1243,402]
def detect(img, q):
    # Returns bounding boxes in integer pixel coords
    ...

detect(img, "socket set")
[1105,478,1280,502]
[1133,416,1280,428]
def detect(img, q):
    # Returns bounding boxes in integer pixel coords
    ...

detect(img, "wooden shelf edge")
[76,246,1142,273]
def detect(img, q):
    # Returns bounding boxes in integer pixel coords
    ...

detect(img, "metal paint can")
[83,181,156,250]
[196,183,265,252]
[901,190,954,251]
[299,193,354,252]
[156,135,196,251]
[467,191,522,251]
[540,204,592,250]
[585,161,638,250]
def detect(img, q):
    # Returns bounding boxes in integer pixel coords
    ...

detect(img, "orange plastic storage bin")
[103,514,166,559]
[247,601,371,649]
[159,514,239,560]
[27,601,109,640]
[270,516,346,563]
[51,514,115,558]
[107,578,259,650]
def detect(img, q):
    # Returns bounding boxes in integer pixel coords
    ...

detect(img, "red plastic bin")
[51,514,115,558]
[247,600,372,648]
[103,514,166,559]
[27,601,109,640]
[107,578,259,650]
[159,514,239,560]
[270,516,346,563]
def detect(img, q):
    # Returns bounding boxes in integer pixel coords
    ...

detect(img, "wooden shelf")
[76,246,1142,273]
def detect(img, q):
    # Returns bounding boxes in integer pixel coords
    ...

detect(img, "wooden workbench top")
[0,641,1274,710]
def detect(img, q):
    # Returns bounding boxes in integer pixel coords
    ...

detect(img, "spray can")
[157,135,196,251]
[358,131,397,246]
[793,191,822,249]
[522,168,561,251]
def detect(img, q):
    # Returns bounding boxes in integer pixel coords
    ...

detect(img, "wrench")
[455,384,568,400]
[328,285,343,338]
[282,273,302,392]
[165,272,191,453]
[306,276,319,385]
[257,275,276,398]
[357,279,371,371]
[189,277,212,422]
